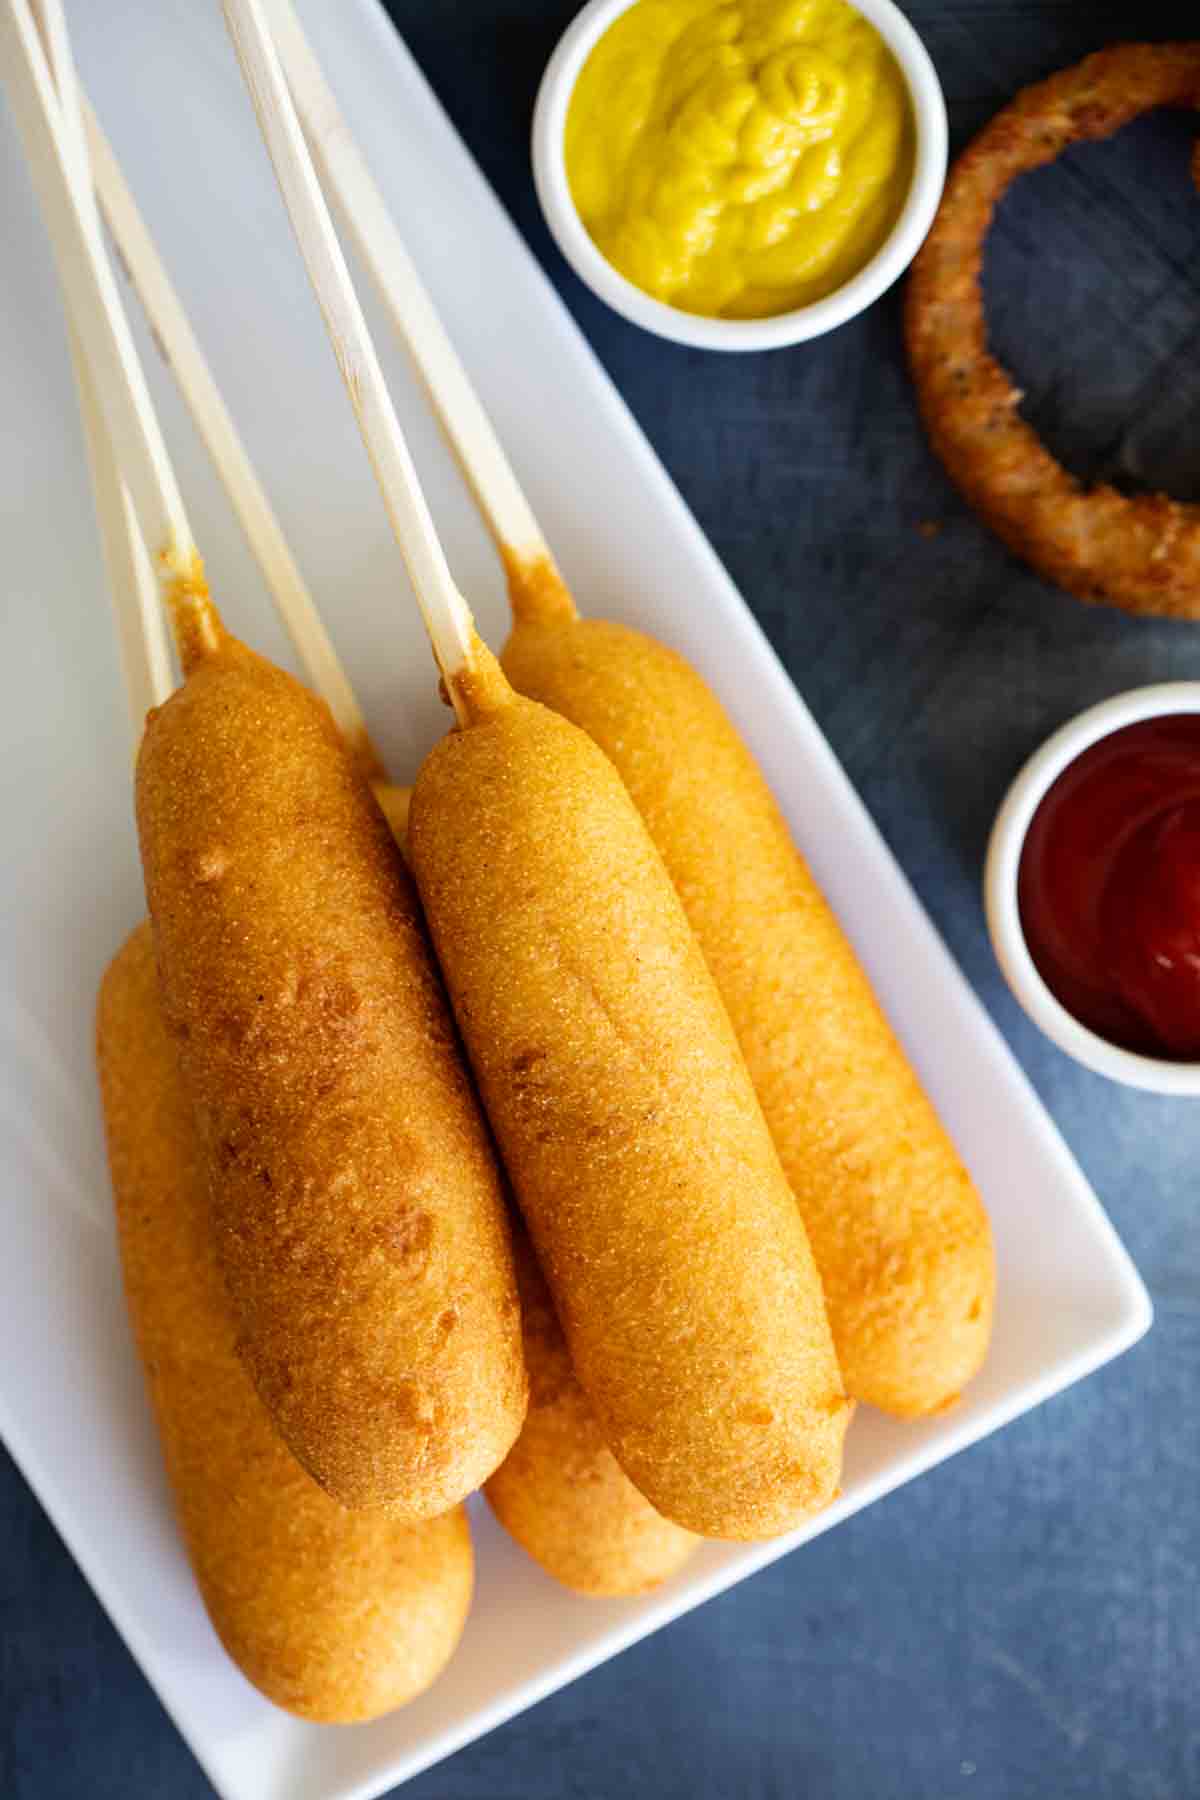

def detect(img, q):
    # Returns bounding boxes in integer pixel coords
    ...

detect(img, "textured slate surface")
[2,2,1198,1796]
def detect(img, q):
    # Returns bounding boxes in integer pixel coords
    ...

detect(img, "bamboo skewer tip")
[221,0,484,727]
[28,0,173,743]
[265,0,558,586]
[83,97,385,777]
[0,0,222,679]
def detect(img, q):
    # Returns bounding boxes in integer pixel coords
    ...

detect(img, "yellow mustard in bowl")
[564,0,914,319]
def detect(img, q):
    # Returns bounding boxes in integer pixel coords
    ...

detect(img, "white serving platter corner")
[0,3,1150,1798]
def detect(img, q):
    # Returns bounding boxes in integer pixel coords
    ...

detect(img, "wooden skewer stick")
[264,0,557,584]
[27,0,84,174]
[81,99,385,779]
[69,322,174,739]
[26,0,171,739]
[0,0,217,670]
[221,0,479,723]
[30,0,385,777]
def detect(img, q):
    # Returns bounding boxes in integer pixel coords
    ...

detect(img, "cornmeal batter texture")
[381,780,697,1590]
[98,926,474,1722]
[503,578,995,1419]
[485,1222,699,1595]
[410,646,850,1541]
[136,624,525,1515]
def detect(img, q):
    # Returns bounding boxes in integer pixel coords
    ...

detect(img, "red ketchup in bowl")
[1018,715,1200,1060]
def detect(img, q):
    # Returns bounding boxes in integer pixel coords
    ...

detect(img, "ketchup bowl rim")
[531,0,948,352]
[985,682,1200,1095]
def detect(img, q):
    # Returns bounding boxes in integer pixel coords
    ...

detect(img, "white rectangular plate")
[0,3,1150,1798]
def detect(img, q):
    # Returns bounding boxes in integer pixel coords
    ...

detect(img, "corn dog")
[502,590,995,1418]
[377,783,695,1591]
[136,622,526,1513]
[485,1223,698,1594]
[97,924,473,1720]
[409,648,849,1541]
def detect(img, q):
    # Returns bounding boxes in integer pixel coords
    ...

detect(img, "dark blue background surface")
[3,3,1198,1796]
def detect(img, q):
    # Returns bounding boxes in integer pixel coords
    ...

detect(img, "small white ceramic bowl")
[985,683,1200,1096]
[531,0,948,350]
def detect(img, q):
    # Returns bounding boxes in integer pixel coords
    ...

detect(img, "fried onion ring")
[906,44,1200,619]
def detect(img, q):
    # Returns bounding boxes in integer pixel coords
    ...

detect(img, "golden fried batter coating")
[97,926,473,1721]
[907,44,1200,618]
[376,778,694,1589]
[376,784,690,1591]
[409,650,848,1540]
[136,630,525,1512]
[485,1224,698,1595]
[502,612,994,1418]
